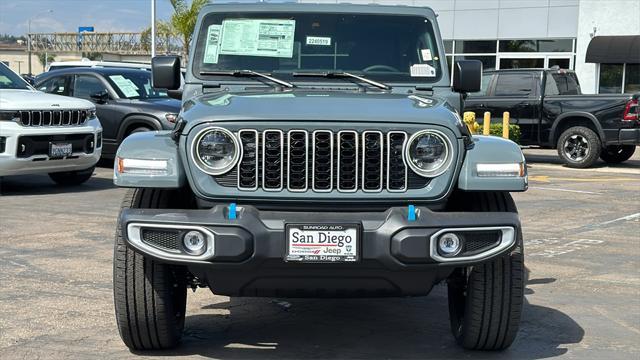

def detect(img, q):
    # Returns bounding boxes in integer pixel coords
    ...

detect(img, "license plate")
[286,224,359,263]
[49,143,73,158]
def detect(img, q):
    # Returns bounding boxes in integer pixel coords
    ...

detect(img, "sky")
[0,0,177,36]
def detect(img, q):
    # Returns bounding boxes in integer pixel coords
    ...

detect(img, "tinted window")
[0,62,30,90]
[545,74,559,95]
[469,73,493,97]
[494,73,533,96]
[550,72,580,95]
[624,64,640,93]
[598,64,623,94]
[455,40,496,54]
[74,75,107,99]
[194,12,444,84]
[37,76,69,95]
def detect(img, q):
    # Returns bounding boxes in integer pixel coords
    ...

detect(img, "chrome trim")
[287,129,309,192]
[361,130,383,192]
[386,131,408,192]
[405,129,454,178]
[262,129,284,191]
[311,130,334,192]
[429,227,516,263]
[337,130,358,193]
[127,223,215,262]
[237,129,259,191]
[192,126,242,176]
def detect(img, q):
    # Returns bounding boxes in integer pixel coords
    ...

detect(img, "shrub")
[489,123,521,144]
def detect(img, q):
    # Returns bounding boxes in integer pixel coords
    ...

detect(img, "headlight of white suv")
[192,127,241,175]
[406,130,453,178]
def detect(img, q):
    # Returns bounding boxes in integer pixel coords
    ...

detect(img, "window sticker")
[109,75,139,98]
[421,49,432,61]
[410,64,436,77]
[203,24,222,64]
[306,36,331,46]
[219,19,296,58]
[0,75,10,84]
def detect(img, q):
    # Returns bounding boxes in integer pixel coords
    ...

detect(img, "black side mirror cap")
[152,55,181,90]
[90,90,109,104]
[453,60,482,93]
[166,89,183,100]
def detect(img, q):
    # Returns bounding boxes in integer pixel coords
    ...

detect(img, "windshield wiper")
[292,71,392,90]
[199,69,295,88]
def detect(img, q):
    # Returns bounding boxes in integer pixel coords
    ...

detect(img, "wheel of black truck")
[113,188,189,350]
[48,166,95,186]
[446,191,525,350]
[599,145,636,164]
[556,126,601,168]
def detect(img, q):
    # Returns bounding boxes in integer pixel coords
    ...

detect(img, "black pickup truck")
[464,68,639,167]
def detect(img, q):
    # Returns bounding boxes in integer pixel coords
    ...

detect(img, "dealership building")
[301,0,640,94]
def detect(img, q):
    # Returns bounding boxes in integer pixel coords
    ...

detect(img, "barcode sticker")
[410,64,436,77]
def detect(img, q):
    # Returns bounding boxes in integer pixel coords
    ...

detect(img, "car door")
[487,72,541,145]
[72,74,122,153]
[463,72,495,120]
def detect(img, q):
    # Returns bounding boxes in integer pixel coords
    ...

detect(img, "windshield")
[193,12,444,84]
[105,71,168,99]
[0,63,30,90]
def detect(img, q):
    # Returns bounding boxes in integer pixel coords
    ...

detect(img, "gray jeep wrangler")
[113,3,528,351]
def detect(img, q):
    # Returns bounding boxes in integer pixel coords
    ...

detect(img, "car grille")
[17,110,88,127]
[216,129,429,192]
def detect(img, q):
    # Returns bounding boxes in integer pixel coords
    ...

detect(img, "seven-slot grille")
[18,110,88,127]
[227,129,422,192]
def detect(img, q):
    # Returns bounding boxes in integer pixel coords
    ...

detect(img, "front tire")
[447,192,524,350]
[599,145,636,164]
[113,189,188,350]
[48,166,95,185]
[556,126,601,168]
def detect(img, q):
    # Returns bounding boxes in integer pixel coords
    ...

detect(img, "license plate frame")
[49,142,73,158]
[285,223,360,263]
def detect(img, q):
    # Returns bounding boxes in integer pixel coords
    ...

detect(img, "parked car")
[34,67,181,158]
[112,3,529,352]
[0,62,102,185]
[464,68,639,168]
[45,59,151,72]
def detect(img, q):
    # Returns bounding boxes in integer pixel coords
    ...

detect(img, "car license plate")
[286,224,359,263]
[49,143,73,158]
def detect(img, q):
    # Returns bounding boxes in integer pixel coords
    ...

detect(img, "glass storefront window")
[548,58,570,69]
[624,64,640,93]
[499,58,544,69]
[599,64,624,93]
[499,39,573,52]
[455,40,496,54]
[454,55,496,71]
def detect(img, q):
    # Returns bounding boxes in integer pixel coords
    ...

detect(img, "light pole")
[27,9,53,75]
[151,0,156,58]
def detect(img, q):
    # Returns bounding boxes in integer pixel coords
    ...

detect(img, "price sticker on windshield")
[410,64,436,77]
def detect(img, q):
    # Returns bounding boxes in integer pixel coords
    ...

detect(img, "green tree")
[141,20,177,53]
[37,52,56,71]
[169,0,208,61]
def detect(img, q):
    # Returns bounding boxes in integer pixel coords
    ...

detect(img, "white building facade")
[300,0,640,94]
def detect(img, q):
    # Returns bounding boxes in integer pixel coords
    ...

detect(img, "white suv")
[0,62,102,185]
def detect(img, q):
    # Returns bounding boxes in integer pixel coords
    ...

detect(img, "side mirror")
[453,60,482,93]
[90,90,109,104]
[152,55,181,90]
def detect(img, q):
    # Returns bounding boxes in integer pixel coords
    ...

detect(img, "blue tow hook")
[407,205,416,222]
[228,203,237,220]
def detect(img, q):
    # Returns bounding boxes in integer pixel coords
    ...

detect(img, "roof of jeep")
[199,3,436,18]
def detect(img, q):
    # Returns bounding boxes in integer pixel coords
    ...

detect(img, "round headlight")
[406,130,452,177]
[193,127,241,175]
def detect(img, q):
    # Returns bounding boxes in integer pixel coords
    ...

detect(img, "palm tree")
[169,0,208,61]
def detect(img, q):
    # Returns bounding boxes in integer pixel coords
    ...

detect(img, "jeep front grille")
[218,129,427,192]
[18,110,87,127]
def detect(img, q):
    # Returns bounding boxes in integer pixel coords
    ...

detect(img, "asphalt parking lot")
[1,148,638,359]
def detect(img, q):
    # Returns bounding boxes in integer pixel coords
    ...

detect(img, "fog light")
[183,230,206,255]
[438,233,462,257]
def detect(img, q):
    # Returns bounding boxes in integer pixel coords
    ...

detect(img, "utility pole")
[27,9,53,75]
[16,60,24,74]
[151,0,156,58]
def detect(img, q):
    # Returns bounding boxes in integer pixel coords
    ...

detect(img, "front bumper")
[0,118,102,176]
[120,205,521,297]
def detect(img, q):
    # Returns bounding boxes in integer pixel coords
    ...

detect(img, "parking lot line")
[529,186,600,195]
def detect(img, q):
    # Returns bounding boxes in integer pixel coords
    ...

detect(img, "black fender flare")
[549,111,605,145]
[117,114,162,142]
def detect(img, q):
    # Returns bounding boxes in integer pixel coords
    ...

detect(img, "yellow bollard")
[502,112,510,139]
[463,111,478,134]
[483,112,491,136]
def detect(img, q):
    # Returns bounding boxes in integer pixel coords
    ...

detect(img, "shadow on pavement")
[138,279,584,359]
[0,173,114,196]
[523,149,640,169]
